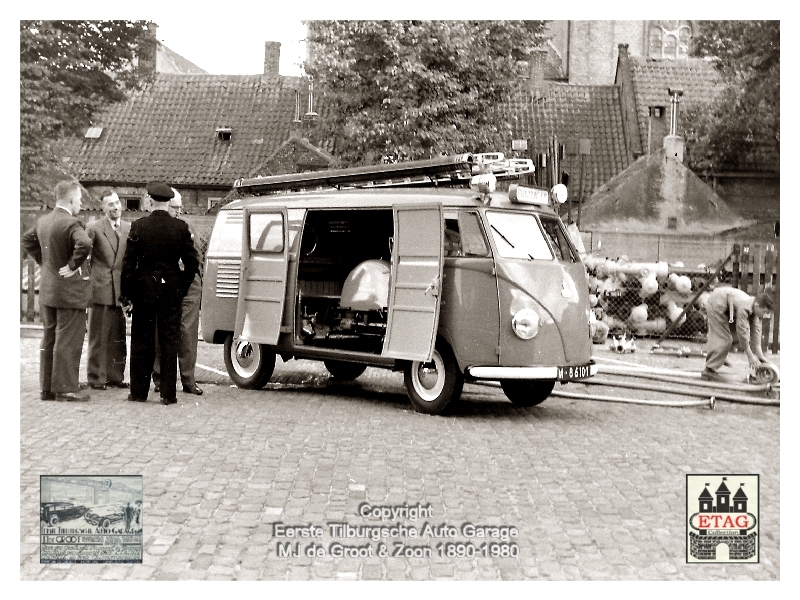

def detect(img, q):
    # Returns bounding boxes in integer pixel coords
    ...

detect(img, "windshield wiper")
[490,224,534,260]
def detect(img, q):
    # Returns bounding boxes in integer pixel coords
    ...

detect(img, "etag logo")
[686,475,759,563]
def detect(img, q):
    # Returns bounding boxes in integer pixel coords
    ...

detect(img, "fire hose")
[575,376,779,406]
[596,364,773,393]
[470,381,715,409]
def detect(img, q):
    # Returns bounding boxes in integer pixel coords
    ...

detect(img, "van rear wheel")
[324,360,367,381]
[501,380,555,407]
[404,342,463,415]
[223,334,276,389]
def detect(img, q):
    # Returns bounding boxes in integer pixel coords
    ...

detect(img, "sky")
[155,15,307,76]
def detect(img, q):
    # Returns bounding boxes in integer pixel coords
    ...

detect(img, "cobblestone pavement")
[20,330,780,580]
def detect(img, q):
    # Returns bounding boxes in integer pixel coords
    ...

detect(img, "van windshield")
[486,211,554,261]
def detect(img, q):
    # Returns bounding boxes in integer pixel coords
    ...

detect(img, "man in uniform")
[86,189,130,390]
[702,286,774,381]
[152,190,204,395]
[22,180,92,401]
[121,182,200,404]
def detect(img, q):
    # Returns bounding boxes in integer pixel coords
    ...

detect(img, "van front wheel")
[501,380,555,407]
[404,342,463,415]
[223,334,276,389]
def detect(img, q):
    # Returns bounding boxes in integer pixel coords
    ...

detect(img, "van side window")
[539,215,577,262]
[249,213,284,252]
[443,211,489,257]
[458,211,489,257]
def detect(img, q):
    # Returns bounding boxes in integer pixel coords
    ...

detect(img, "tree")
[20,20,154,206]
[682,21,779,172]
[304,21,546,165]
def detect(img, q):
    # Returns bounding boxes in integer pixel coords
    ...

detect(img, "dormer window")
[216,127,233,142]
[85,127,103,139]
[649,106,665,118]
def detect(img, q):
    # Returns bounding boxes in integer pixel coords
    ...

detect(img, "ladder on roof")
[233,153,534,195]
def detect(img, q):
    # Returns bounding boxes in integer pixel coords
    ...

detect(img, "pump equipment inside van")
[201,153,597,414]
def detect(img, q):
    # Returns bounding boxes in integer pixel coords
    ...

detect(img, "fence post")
[770,249,780,353]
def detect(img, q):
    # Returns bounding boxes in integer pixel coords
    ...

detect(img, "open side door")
[382,204,444,361]
[234,208,289,345]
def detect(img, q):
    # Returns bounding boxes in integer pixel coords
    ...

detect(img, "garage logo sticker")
[40,475,143,563]
[686,474,759,563]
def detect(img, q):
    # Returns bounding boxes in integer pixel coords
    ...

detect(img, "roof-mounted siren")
[470,152,535,178]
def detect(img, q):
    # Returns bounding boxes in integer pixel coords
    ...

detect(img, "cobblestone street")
[20,331,780,581]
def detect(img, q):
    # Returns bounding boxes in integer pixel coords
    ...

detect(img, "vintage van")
[201,154,596,414]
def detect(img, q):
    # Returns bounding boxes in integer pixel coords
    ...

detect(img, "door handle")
[425,276,440,297]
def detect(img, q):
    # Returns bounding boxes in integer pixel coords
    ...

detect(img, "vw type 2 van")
[201,153,597,414]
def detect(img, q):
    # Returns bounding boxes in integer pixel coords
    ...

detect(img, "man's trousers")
[153,277,201,389]
[129,295,182,400]
[87,303,127,385]
[40,305,86,394]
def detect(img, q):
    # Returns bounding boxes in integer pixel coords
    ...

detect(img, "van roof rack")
[234,153,534,195]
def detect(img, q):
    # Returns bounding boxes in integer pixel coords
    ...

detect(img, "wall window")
[649,21,693,59]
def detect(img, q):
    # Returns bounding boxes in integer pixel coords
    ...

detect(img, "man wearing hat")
[120,182,200,404]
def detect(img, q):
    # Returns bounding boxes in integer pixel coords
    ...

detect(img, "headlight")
[511,308,540,340]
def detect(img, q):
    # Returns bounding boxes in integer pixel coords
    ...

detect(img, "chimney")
[618,43,629,63]
[528,48,548,95]
[663,87,685,162]
[138,22,158,80]
[263,41,281,78]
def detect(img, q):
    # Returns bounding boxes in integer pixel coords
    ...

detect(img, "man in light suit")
[22,180,92,401]
[86,189,130,390]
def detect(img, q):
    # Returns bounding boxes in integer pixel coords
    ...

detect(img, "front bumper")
[466,361,597,381]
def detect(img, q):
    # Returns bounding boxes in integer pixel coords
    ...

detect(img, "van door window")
[539,215,577,262]
[443,211,490,257]
[486,211,553,260]
[249,213,284,252]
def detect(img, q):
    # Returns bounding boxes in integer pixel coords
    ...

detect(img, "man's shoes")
[701,369,726,382]
[55,391,90,401]
[153,385,160,394]
[89,383,107,390]
[79,382,90,390]
[40,392,55,401]
[160,397,177,405]
[107,381,129,389]
[127,394,147,402]
[182,384,203,396]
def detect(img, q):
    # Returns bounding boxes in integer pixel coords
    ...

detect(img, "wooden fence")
[724,243,780,353]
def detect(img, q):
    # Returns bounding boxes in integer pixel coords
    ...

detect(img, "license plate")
[558,364,593,380]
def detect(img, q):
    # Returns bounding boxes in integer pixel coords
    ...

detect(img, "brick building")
[60,38,335,216]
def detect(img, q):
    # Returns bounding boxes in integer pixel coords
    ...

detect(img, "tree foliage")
[683,21,779,172]
[304,21,546,165]
[20,20,153,205]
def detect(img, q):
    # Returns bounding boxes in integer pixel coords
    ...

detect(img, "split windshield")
[486,211,554,260]
[485,211,577,262]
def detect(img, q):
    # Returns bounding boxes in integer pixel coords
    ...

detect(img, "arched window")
[649,21,693,58]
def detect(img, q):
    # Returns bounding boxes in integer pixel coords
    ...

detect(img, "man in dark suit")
[22,180,93,401]
[86,189,131,390]
[121,182,200,404]
[153,189,204,396]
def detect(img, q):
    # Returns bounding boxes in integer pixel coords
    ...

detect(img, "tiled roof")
[501,84,632,196]
[581,148,752,235]
[62,74,310,188]
[628,56,722,152]
[156,42,208,75]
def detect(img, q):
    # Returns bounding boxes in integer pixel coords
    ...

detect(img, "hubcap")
[412,351,445,402]
[232,340,260,377]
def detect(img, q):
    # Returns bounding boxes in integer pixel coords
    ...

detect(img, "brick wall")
[568,21,646,85]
